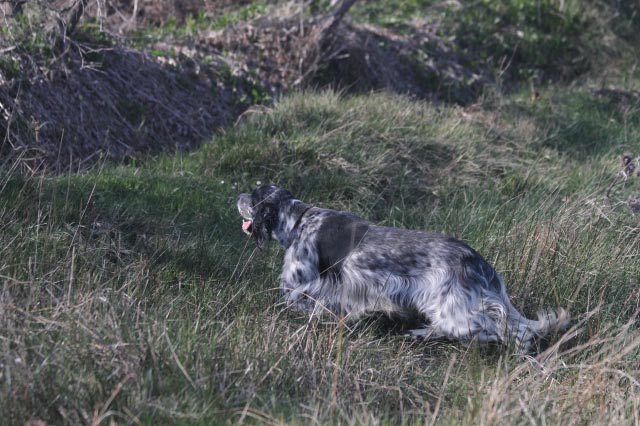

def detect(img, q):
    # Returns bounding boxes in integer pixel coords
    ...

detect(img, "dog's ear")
[252,202,278,249]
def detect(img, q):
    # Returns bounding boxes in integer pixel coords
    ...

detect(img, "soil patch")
[1,44,244,172]
[196,14,486,104]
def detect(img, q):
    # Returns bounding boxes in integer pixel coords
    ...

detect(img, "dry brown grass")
[2,89,639,424]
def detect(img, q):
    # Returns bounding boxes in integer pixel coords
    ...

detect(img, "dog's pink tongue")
[242,220,252,232]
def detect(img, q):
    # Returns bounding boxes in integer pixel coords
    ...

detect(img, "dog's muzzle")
[237,193,254,235]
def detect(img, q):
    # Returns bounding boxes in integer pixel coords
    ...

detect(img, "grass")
[2,0,640,424]
[129,1,269,47]
[348,0,639,84]
[1,87,640,424]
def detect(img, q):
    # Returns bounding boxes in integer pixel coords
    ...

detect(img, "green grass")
[129,1,269,47]
[1,88,640,424]
[349,0,638,83]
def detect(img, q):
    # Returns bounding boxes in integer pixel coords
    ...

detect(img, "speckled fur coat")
[237,185,570,353]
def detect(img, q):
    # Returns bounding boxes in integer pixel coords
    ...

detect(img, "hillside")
[1,1,640,424]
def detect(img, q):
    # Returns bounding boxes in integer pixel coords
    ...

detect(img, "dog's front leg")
[279,245,321,313]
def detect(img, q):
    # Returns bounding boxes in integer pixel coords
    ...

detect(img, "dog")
[237,185,570,353]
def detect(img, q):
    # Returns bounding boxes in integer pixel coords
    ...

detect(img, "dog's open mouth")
[237,193,254,236]
[242,220,252,235]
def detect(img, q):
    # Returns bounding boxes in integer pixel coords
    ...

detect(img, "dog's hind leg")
[416,287,509,345]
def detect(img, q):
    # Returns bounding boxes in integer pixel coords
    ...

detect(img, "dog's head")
[237,185,294,249]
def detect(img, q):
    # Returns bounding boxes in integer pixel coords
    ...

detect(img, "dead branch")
[317,0,358,44]
[62,0,89,38]
[66,0,88,37]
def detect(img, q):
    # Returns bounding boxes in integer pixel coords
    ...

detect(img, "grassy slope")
[1,87,640,424]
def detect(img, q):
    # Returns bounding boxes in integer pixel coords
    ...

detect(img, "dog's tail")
[508,307,571,352]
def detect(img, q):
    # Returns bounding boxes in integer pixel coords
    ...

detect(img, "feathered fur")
[237,185,570,353]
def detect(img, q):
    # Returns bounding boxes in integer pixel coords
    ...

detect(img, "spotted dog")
[237,185,570,353]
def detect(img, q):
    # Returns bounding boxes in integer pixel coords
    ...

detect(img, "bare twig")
[318,0,358,38]
[64,0,89,38]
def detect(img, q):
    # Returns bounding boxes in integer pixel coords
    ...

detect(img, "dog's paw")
[405,327,444,340]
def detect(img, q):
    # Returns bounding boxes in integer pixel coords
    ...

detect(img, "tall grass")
[1,89,639,424]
